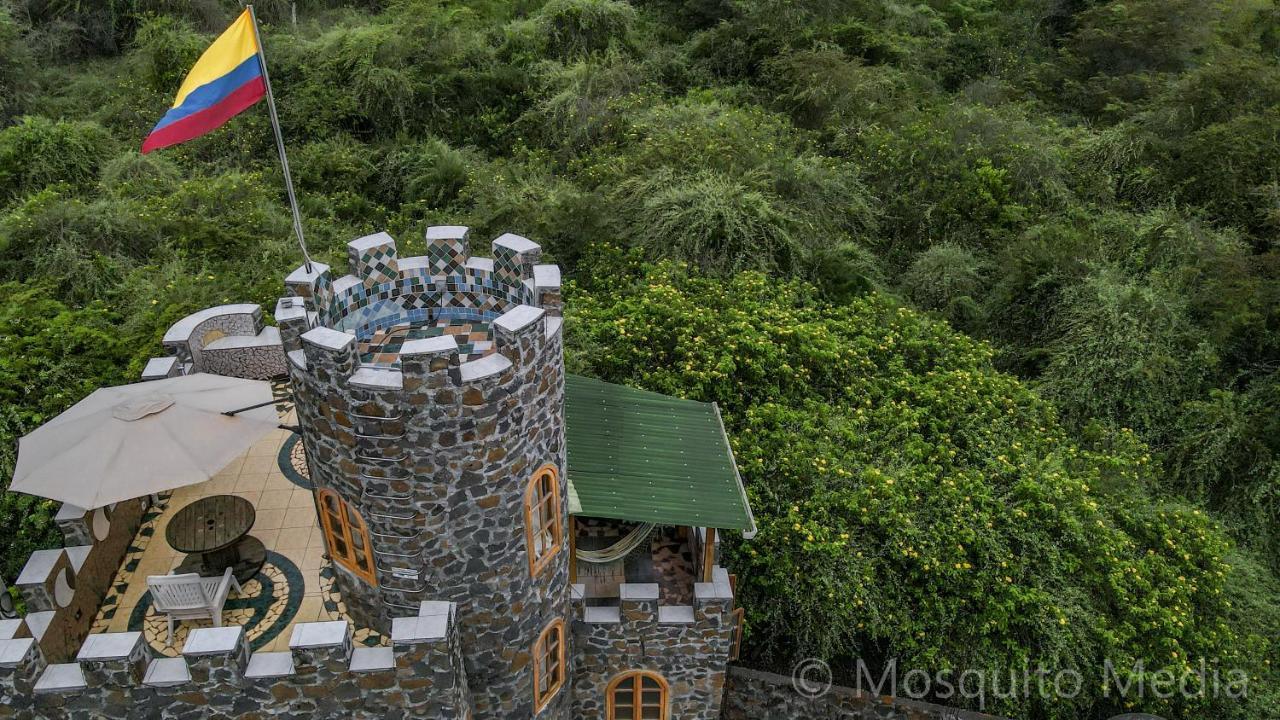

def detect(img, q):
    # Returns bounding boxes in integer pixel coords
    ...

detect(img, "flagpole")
[246,4,313,273]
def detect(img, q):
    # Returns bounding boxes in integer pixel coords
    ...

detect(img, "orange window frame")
[606,670,670,720]
[524,464,563,577]
[533,618,566,711]
[316,489,377,585]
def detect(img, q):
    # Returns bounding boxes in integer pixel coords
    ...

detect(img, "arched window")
[316,489,376,584]
[607,671,669,720]
[524,464,563,577]
[533,618,566,710]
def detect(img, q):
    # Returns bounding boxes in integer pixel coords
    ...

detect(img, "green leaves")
[566,263,1275,719]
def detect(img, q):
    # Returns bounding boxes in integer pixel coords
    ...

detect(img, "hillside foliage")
[0,0,1277,717]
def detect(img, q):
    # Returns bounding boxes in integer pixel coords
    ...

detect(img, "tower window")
[533,618,566,711]
[524,464,563,577]
[607,671,669,720]
[317,489,377,585]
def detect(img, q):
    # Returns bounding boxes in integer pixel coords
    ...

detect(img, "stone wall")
[0,601,469,720]
[281,227,570,720]
[722,666,1007,720]
[14,499,147,663]
[151,304,287,380]
[571,568,738,720]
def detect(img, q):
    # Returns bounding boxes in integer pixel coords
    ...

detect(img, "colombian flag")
[141,10,265,154]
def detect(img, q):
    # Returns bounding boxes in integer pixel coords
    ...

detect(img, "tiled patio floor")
[90,410,386,657]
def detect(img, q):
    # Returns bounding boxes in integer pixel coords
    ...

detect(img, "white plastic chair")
[146,568,242,644]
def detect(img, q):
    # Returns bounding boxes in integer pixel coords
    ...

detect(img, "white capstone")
[350,367,403,390]
[584,606,621,624]
[24,611,54,642]
[143,657,191,686]
[0,638,34,666]
[494,305,544,335]
[16,549,64,586]
[65,545,91,573]
[141,357,178,380]
[300,326,355,352]
[348,231,395,252]
[33,663,86,693]
[401,334,458,356]
[182,626,243,656]
[459,353,512,383]
[288,621,349,649]
[285,262,331,285]
[391,614,449,643]
[426,225,469,241]
[658,606,696,624]
[0,619,25,641]
[465,257,494,273]
[77,632,142,661]
[493,233,539,254]
[533,264,561,289]
[620,583,660,602]
[245,651,295,679]
[348,646,395,673]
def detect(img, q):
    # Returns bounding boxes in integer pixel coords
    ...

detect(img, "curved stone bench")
[150,304,286,380]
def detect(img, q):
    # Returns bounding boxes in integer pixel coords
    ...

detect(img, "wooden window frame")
[316,488,377,585]
[606,670,670,720]
[524,464,563,577]
[533,618,566,711]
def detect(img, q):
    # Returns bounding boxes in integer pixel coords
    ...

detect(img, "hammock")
[576,522,655,564]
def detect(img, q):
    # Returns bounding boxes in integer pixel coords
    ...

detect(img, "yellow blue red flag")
[142,9,265,153]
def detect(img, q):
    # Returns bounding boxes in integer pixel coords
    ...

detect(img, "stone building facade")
[276,228,571,718]
[2,226,750,720]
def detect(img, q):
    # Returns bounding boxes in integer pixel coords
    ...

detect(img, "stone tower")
[276,227,571,718]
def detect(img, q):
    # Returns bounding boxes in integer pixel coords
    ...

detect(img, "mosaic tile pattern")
[277,433,312,489]
[358,319,495,367]
[318,564,388,648]
[350,235,399,287]
[89,420,379,657]
[427,232,467,276]
[127,550,304,656]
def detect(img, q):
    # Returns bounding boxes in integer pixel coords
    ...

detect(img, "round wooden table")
[166,494,265,584]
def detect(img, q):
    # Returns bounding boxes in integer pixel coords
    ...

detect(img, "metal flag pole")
[246,4,313,273]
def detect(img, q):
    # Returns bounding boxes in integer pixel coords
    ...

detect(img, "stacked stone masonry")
[3,223,996,720]
[281,227,571,719]
[144,304,288,380]
[0,601,469,719]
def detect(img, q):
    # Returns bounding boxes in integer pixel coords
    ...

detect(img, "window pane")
[641,706,661,719]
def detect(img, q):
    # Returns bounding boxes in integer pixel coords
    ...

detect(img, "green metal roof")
[564,374,756,534]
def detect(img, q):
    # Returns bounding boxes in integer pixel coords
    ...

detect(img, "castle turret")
[281,227,570,718]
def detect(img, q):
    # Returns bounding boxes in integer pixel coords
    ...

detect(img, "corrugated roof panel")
[564,374,755,532]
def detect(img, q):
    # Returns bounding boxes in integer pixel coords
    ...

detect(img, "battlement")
[278,227,561,355]
[0,601,470,719]
[571,567,739,720]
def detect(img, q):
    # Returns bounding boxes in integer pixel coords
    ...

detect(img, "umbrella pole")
[221,399,280,417]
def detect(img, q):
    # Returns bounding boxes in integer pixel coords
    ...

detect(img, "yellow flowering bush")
[566,253,1277,720]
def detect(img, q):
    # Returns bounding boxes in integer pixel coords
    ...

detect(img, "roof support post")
[568,516,577,584]
[701,526,716,583]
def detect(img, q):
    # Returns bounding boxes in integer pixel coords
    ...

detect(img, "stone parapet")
[571,568,740,720]
[282,226,570,720]
[7,603,470,719]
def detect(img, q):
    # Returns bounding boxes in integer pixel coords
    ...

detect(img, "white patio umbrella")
[10,373,282,510]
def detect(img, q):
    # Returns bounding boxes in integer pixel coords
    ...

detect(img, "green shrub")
[131,14,205,92]
[533,0,636,59]
[566,261,1277,720]
[0,117,117,203]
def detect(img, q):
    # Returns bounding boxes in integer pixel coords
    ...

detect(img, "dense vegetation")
[0,0,1276,717]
